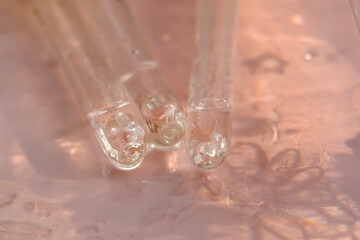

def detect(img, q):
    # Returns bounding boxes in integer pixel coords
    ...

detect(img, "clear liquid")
[141,92,185,150]
[88,102,147,170]
[186,100,232,172]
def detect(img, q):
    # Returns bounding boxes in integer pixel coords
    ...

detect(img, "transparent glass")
[70,0,186,150]
[31,0,148,170]
[186,0,237,172]
[351,0,360,31]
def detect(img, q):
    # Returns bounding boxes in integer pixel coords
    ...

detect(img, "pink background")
[1,0,360,239]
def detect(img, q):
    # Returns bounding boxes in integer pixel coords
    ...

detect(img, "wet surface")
[1,0,360,239]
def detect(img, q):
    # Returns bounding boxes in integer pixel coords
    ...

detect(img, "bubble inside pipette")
[141,92,185,149]
[186,100,231,172]
[90,108,146,170]
[104,113,145,161]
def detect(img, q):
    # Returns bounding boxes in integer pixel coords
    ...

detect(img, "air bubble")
[90,105,146,170]
[186,101,231,172]
[141,92,185,149]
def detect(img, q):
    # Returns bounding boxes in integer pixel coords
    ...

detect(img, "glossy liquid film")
[89,103,147,170]
[186,100,232,172]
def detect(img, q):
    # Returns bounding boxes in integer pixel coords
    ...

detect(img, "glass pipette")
[186,0,238,172]
[31,0,148,170]
[351,0,360,32]
[70,0,186,150]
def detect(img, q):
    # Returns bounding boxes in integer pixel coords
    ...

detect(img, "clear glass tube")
[186,0,237,172]
[69,0,186,150]
[350,0,360,32]
[31,0,148,170]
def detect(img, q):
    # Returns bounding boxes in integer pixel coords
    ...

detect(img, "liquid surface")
[186,100,232,172]
[141,92,185,150]
[89,103,146,170]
